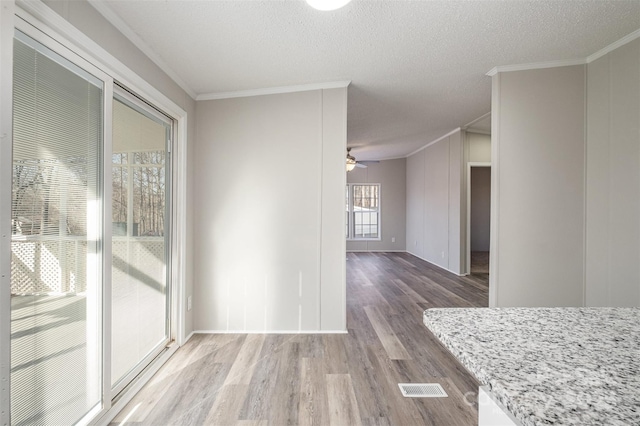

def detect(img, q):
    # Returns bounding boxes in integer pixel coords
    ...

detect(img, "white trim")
[193,330,349,334]
[16,0,188,121]
[317,89,324,331]
[368,154,410,161]
[347,154,407,162]
[102,72,115,420]
[197,80,351,101]
[183,330,196,344]
[405,252,466,277]
[463,112,491,129]
[581,64,588,308]
[174,115,188,346]
[488,74,500,307]
[486,58,586,77]
[346,183,382,241]
[94,345,179,426]
[587,28,640,63]
[346,250,407,253]
[0,2,14,424]
[486,28,640,77]
[406,127,461,158]
[466,162,491,275]
[87,0,196,100]
[465,129,491,136]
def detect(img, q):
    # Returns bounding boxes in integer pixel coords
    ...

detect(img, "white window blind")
[11,31,103,425]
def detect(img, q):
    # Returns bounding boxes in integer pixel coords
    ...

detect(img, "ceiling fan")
[346,147,379,171]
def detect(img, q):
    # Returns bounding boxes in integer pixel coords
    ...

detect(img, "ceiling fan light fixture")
[305,0,352,11]
[346,148,357,172]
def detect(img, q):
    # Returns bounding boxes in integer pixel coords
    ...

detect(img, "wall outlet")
[415,240,418,247]
[441,251,445,258]
[391,237,396,243]
[187,296,192,311]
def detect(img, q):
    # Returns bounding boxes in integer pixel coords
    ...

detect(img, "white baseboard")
[183,330,195,343]
[346,249,407,253]
[405,251,465,277]
[193,329,348,335]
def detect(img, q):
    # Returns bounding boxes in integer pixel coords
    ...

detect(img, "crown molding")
[406,127,462,158]
[196,81,351,101]
[487,28,640,76]
[15,0,187,120]
[373,155,410,161]
[87,0,197,100]
[463,111,491,129]
[587,28,640,63]
[465,129,491,136]
[486,58,586,76]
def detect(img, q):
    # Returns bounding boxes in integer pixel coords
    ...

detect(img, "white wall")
[468,132,491,163]
[586,38,640,307]
[41,0,198,335]
[405,130,464,274]
[194,88,347,332]
[406,149,425,258]
[347,158,406,252]
[490,66,586,307]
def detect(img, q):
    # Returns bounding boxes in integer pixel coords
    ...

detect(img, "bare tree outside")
[112,151,165,237]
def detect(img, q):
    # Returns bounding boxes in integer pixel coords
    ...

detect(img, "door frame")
[110,86,174,397]
[466,162,491,274]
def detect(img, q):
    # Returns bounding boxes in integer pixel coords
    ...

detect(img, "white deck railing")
[11,236,164,294]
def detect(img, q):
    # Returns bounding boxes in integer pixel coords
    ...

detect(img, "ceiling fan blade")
[355,163,368,168]
[358,160,380,165]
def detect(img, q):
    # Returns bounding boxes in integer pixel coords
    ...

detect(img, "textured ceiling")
[98,0,640,160]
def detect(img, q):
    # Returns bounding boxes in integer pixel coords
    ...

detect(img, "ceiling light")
[306,0,352,11]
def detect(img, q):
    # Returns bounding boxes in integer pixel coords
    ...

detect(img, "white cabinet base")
[478,386,521,426]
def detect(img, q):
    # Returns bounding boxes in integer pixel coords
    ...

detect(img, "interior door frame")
[466,162,491,274]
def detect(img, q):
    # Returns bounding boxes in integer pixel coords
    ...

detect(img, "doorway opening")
[467,163,491,276]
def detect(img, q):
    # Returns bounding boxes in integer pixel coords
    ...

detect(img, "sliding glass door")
[111,90,172,394]
[9,23,175,424]
[11,30,105,425]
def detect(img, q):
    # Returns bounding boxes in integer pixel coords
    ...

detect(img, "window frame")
[346,183,382,241]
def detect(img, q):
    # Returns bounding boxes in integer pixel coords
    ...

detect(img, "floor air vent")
[398,383,448,398]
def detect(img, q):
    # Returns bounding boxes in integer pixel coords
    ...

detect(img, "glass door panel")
[11,30,103,425]
[111,92,171,391]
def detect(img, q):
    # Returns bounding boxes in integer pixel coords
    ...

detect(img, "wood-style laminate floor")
[111,252,489,425]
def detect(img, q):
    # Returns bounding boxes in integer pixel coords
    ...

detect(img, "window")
[346,184,380,240]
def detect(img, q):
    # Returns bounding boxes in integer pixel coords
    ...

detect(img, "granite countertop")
[423,307,640,426]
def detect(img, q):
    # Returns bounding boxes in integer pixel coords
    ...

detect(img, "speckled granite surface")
[423,307,640,426]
